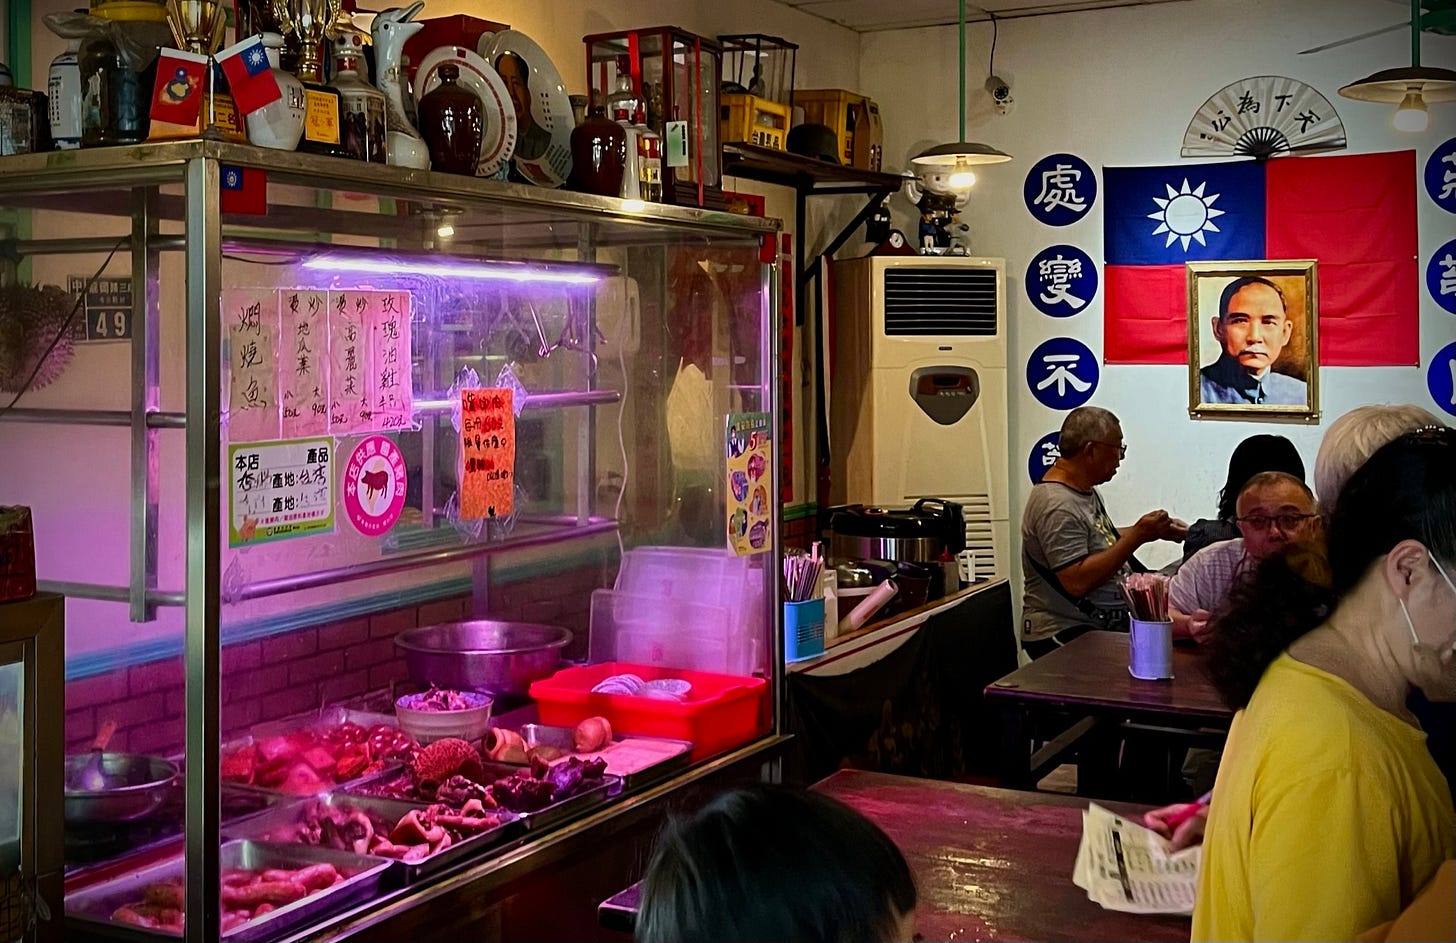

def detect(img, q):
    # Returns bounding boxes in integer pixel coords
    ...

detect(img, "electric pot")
[828,498,966,564]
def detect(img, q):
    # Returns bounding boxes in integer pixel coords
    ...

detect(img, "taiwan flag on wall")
[1103,151,1418,366]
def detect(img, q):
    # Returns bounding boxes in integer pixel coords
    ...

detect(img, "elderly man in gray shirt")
[1169,471,1320,642]
[1021,406,1188,659]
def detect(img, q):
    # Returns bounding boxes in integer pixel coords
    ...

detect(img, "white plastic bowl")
[394,691,493,745]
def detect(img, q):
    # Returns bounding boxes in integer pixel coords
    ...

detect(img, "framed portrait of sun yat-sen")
[1187,259,1319,423]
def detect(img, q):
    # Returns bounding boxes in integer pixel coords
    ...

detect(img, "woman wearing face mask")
[1192,427,1456,942]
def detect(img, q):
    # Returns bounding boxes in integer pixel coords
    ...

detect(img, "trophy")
[165,0,227,55]
[269,0,342,83]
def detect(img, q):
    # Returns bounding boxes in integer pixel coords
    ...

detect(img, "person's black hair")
[635,784,917,943]
[1217,275,1285,320]
[1215,434,1306,521]
[1209,426,1456,709]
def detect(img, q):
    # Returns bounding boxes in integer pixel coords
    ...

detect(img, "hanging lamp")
[1337,0,1455,133]
[909,0,1011,189]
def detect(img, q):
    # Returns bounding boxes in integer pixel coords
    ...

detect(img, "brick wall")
[64,562,607,756]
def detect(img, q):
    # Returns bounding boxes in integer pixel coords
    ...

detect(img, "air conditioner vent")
[883,267,999,337]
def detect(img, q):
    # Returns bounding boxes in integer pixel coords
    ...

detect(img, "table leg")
[997,705,1034,790]
[1075,717,1120,799]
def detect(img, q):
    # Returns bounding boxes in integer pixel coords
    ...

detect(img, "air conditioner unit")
[829,255,1009,581]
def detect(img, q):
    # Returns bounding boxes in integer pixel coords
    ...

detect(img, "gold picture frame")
[1187,259,1319,422]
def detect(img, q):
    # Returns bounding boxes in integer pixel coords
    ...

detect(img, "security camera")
[985,75,1011,103]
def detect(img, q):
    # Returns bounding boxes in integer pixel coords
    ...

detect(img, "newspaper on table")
[1072,802,1201,915]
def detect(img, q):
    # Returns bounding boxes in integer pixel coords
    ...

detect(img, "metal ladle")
[74,719,118,792]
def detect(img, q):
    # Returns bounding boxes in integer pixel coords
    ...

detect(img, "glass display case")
[0,592,65,943]
[0,141,780,942]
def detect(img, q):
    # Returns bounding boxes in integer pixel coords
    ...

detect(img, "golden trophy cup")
[269,0,342,83]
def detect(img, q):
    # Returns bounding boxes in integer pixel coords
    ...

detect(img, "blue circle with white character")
[1426,239,1456,315]
[1023,153,1097,226]
[1424,138,1456,214]
[1026,337,1100,410]
[1028,431,1062,483]
[1429,341,1456,418]
[1026,245,1098,317]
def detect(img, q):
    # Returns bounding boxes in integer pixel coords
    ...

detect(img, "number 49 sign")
[67,275,133,342]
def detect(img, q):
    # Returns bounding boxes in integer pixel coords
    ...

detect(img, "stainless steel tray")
[513,724,692,794]
[222,792,524,883]
[344,761,619,836]
[220,760,403,802]
[65,839,391,941]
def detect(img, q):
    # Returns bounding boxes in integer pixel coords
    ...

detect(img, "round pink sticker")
[343,435,407,537]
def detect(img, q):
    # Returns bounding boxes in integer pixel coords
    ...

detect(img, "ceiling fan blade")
[1298,21,1410,54]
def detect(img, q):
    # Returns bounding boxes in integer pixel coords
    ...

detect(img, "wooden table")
[984,631,1233,795]
[599,770,1190,942]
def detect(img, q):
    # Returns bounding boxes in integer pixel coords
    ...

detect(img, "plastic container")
[530,662,769,761]
[611,546,766,673]
[783,598,825,661]
[590,588,756,675]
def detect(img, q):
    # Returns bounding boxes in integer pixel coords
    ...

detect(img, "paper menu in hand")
[1072,803,1201,915]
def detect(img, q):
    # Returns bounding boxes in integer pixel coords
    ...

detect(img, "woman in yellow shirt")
[1192,427,1456,942]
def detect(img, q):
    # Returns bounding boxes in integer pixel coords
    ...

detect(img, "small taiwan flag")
[220,164,267,215]
[149,48,209,126]
[216,35,280,116]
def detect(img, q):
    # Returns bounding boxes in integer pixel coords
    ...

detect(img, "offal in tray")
[110,861,348,934]
[221,722,416,795]
[252,795,516,864]
[351,736,610,812]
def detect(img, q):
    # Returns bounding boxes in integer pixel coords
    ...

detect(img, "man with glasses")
[1021,406,1188,659]
[1170,471,1320,643]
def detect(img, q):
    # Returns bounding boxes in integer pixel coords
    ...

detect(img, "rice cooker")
[828,498,966,564]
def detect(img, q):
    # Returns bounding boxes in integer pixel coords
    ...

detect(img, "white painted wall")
[861,0,1456,611]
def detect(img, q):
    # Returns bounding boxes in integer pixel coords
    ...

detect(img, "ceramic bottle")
[329,33,386,163]
[244,33,306,151]
[48,36,84,149]
[569,104,625,197]
[417,64,481,175]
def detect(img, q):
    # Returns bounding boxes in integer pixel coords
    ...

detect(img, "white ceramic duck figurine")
[372,1,430,169]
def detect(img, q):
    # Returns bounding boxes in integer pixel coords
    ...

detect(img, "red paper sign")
[460,388,515,520]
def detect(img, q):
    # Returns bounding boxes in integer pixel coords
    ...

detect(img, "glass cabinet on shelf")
[0,141,781,942]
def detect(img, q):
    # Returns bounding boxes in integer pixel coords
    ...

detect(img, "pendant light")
[1337,0,1455,133]
[909,0,1011,189]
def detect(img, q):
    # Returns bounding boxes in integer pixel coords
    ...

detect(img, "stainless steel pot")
[63,753,177,823]
[394,620,573,697]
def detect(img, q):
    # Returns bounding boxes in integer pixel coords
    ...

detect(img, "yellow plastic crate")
[796,88,882,170]
[721,93,792,151]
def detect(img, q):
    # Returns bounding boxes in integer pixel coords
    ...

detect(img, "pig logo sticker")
[344,434,408,536]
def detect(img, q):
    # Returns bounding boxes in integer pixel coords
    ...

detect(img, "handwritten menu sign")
[228,437,335,546]
[459,388,515,520]
[222,287,414,445]
[329,291,371,434]
[224,289,280,443]
[366,290,413,430]
[281,289,329,439]
[725,412,772,557]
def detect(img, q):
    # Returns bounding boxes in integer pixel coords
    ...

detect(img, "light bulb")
[947,170,977,190]
[1393,90,1428,133]
[435,223,455,238]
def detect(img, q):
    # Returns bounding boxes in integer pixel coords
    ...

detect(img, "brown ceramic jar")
[417,64,482,175]
[569,105,626,197]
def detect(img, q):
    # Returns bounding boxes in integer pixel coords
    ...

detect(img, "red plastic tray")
[529,663,769,762]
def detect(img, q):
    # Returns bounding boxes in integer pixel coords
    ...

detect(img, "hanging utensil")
[75,718,118,792]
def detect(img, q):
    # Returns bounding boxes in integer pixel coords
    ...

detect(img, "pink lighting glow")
[300,254,604,285]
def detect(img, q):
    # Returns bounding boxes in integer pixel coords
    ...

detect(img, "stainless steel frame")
[0,141,782,943]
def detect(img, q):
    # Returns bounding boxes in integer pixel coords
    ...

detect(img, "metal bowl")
[63,753,178,823]
[394,621,573,697]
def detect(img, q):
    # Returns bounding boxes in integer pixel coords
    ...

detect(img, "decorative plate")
[480,29,575,188]
[1182,75,1347,161]
[415,45,518,178]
